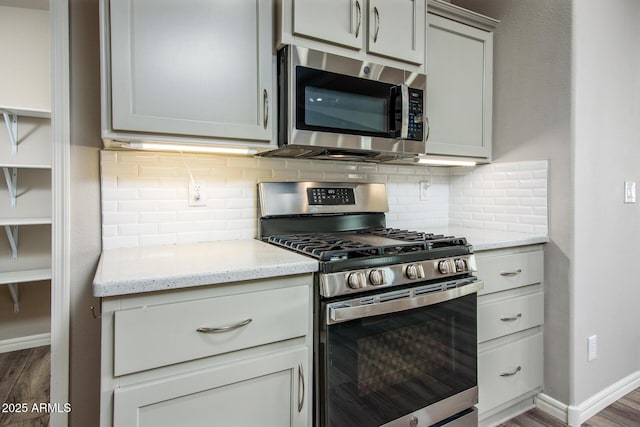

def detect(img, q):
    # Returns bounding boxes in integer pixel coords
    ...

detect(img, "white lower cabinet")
[113,346,308,427]
[475,245,544,425]
[477,333,543,415]
[100,274,313,427]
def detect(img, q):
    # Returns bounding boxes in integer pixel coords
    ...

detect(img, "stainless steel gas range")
[258,182,483,427]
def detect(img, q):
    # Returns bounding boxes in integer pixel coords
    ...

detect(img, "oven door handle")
[327,280,484,325]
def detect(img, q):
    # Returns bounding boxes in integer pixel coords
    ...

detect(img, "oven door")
[319,279,482,427]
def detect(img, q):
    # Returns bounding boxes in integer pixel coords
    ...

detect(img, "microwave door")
[296,66,395,139]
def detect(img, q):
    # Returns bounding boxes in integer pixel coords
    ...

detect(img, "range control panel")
[307,187,356,205]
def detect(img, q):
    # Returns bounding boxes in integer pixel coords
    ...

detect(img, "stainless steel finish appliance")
[258,182,482,427]
[260,46,428,162]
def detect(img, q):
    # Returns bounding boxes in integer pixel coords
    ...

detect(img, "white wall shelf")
[0,268,51,312]
[1,218,51,259]
[0,106,51,155]
[0,217,52,226]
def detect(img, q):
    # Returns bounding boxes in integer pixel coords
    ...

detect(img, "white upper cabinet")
[425,1,497,161]
[293,0,363,50]
[104,0,273,144]
[281,0,426,70]
[368,0,425,65]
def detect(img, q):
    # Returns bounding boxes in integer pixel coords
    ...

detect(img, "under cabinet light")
[124,141,258,156]
[415,157,477,167]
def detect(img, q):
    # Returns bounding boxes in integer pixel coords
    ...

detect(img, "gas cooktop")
[267,228,468,262]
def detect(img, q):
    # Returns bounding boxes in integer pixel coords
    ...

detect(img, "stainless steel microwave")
[261,46,427,162]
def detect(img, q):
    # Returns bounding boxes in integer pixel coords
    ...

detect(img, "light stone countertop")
[93,229,547,297]
[93,239,319,297]
[426,226,549,251]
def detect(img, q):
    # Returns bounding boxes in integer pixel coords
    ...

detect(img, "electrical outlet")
[624,181,636,204]
[188,180,207,207]
[588,335,598,361]
[419,181,431,201]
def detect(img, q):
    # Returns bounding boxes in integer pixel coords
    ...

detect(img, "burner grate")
[267,228,468,262]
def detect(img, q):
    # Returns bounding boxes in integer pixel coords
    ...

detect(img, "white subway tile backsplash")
[449,160,548,235]
[100,151,548,249]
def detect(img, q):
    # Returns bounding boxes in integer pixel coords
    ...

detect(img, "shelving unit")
[0,1,52,324]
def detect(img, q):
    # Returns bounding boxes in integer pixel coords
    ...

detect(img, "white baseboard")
[535,393,568,423]
[0,333,51,353]
[536,371,640,427]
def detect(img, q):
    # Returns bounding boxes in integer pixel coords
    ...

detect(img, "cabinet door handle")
[297,364,305,413]
[263,89,269,129]
[411,0,416,50]
[373,6,380,43]
[196,318,252,333]
[500,366,522,377]
[354,1,362,39]
[500,269,522,277]
[424,115,430,141]
[500,313,522,322]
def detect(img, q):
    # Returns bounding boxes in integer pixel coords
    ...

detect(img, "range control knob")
[454,258,467,272]
[406,264,425,280]
[438,260,451,275]
[369,269,386,286]
[347,272,367,289]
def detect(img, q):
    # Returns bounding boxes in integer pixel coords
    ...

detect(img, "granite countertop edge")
[92,240,319,298]
[93,230,548,298]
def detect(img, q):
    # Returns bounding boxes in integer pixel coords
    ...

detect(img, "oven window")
[296,66,394,138]
[320,293,477,427]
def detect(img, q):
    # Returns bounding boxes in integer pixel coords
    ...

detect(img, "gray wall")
[452,0,573,404]
[572,0,640,405]
[455,0,640,409]
[69,0,102,425]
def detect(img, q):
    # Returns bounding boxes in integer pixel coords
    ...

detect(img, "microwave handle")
[399,84,409,139]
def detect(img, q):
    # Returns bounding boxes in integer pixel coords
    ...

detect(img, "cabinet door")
[426,14,492,159]
[368,0,425,64]
[113,346,309,427]
[109,0,272,141]
[293,0,363,50]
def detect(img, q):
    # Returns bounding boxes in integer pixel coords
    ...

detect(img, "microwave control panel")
[407,89,424,141]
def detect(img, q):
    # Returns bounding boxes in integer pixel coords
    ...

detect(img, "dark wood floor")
[498,387,640,427]
[1,345,638,427]
[0,346,50,427]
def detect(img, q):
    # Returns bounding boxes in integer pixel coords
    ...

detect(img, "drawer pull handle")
[297,364,305,413]
[196,318,252,334]
[500,313,522,322]
[500,269,522,277]
[500,366,522,377]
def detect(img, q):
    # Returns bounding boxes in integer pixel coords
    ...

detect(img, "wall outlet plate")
[188,180,207,207]
[419,181,431,201]
[624,181,636,204]
[588,335,597,361]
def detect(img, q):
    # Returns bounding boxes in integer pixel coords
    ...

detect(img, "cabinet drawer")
[478,292,544,343]
[114,285,309,376]
[477,333,543,414]
[476,250,543,295]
